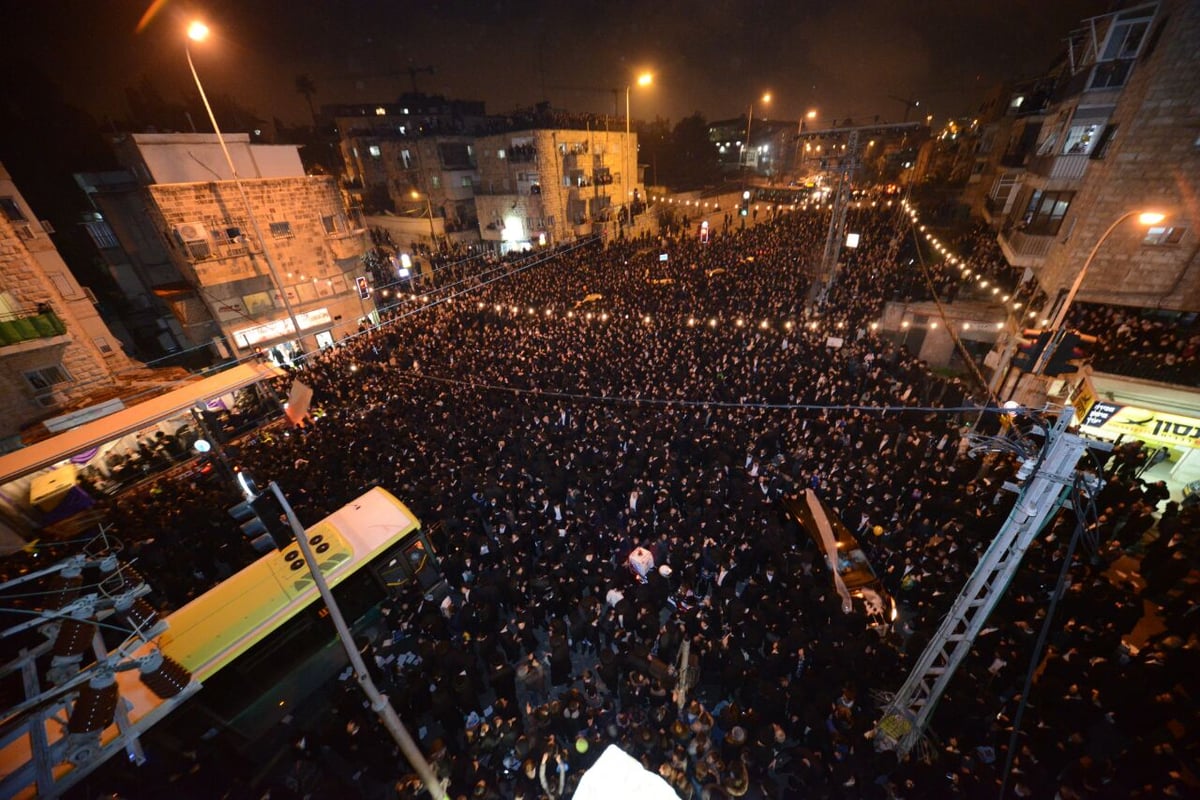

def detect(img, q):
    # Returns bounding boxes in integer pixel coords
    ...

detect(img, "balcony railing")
[0,309,67,347]
[997,228,1053,268]
[1026,152,1089,182]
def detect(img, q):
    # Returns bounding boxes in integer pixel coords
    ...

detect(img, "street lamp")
[410,189,438,251]
[625,72,652,223]
[1047,210,1165,331]
[185,21,305,355]
[742,92,771,174]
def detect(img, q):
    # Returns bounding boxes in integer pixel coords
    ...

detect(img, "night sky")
[13,0,1110,130]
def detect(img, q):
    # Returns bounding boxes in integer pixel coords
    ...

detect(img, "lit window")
[1062,122,1103,155]
[461,176,473,188]
[431,175,441,189]
[1144,226,1185,246]
[375,107,386,116]
[497,149,506,160]
[368,145,382,158]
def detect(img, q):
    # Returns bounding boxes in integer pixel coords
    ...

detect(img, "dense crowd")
[1067,301,1200,387]
[75,206,1200,799]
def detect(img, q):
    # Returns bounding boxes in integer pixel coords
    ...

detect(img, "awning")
[0,362,285,484]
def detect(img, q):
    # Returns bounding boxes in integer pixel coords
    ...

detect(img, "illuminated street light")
[1047,209,1167,331]
[185,21,304,354]
[410,189,439,249]
[742,91,771,173]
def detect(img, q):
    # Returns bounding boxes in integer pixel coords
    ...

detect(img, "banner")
[804,490,854,613]
[285,380,314,427]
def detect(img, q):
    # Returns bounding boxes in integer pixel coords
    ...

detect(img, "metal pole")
[185,44,306,355]
[743,103,754,173]
[268,482,448,800]
[1047,211,1136,332]
[626,85,631,227]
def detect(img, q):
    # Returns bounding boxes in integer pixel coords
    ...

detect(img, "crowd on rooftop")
[41,205,1200,800]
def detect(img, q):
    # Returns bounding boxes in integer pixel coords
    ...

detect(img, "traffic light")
[740,190,751,217]
[1043,330,1098,377]
[1011,329,1051,372]
[228,490,293,553]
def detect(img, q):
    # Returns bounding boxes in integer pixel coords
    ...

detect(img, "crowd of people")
[71,204,1199,799]
[1066,301,1200,387]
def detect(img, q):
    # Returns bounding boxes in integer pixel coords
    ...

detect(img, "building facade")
[110,133,372,361]
[0,163,133,445]
[473,127,642,252]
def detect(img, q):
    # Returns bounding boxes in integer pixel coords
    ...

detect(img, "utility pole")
[269,483,448,800]
[873,412,1108,757]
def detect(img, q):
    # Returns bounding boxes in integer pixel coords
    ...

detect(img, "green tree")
[295,74,318,126]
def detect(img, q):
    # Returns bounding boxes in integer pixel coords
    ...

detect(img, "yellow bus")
[1,487,440,799]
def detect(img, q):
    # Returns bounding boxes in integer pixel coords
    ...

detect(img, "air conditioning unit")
[39,220,56,235]
[14,224,35,241]
[174,221,208,242]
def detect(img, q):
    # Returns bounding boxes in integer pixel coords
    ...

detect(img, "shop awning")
[0,362,284,484]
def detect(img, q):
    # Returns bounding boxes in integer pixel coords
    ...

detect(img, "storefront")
[231,307,334,365]
[1070,375,1200,497]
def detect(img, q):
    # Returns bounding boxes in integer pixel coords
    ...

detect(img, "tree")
[295,74,317,126]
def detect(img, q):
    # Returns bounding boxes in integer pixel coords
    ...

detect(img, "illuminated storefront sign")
[1079,399,1200,450]
[233,308,332,348]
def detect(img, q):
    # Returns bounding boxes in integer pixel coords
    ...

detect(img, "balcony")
[1026,152,1089,182]
[997,229,1053,269]
[0,308,68,352]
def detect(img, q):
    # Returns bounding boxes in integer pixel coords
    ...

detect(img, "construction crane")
[330,62,436,94]
[545,84,622,116]
[888,94,922,122]
[873,412,1110,757]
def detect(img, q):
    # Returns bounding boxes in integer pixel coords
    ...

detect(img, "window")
[24,365,71,392]
[430,175,441,189]
[93,337,114,354]
[269,221,293,238]
[461,176,473,188]
[1062,123,1102,155]
[401,150,412,169]
[321,214,340,235]
[1023,190,1074,235]
[497,149,506,160]
[243,291,274,315]
[1144,226,1185,246]
[1090,124,1119,159]
[0,197,26,222]
[368,145,382,158]
[1099,8,1153,61]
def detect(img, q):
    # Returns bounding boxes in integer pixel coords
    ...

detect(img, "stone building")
[0,163,133,445]
[987,0,1196,313]
[1030,0,1199,316]
[473,126,642,252]
[331,97,486,248]
[111,133,372,361]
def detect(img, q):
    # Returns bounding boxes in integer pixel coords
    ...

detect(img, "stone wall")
[1036,0,1200,313]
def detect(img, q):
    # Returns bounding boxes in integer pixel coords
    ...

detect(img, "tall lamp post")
[742,92,771,175]
[410,189,438,251]
[625,72,653,226]
[185,22,305,354]
[1046,210,1165,332]
[1019,209,1164,388]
